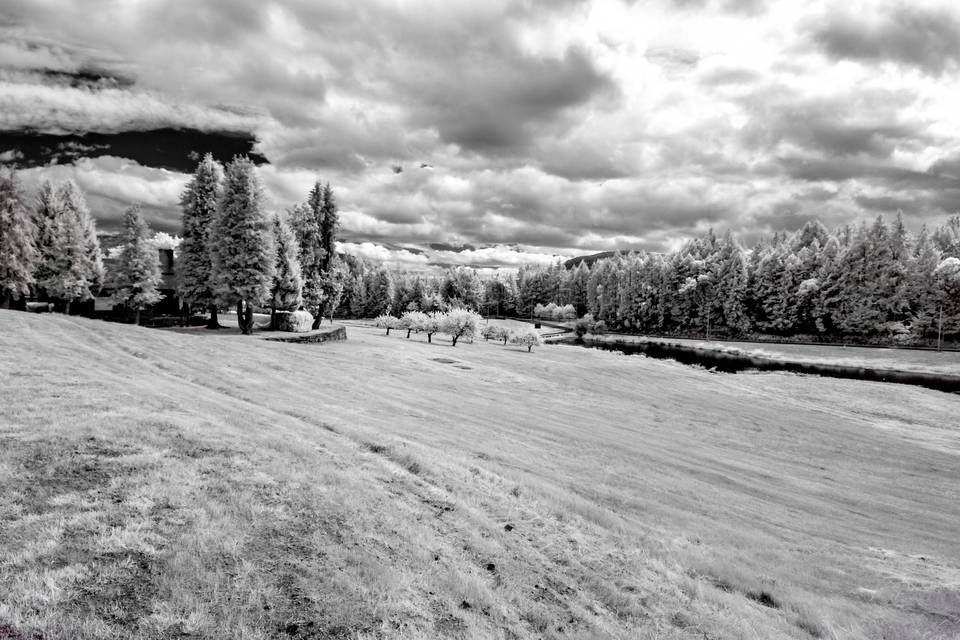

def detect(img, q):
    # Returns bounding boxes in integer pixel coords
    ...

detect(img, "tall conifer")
[210,157,275,334]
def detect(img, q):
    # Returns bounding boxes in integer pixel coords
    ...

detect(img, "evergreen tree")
[320,182,339,273]
[363,266,394,317]
[269,214,304,328]
[909,225,942,338]
[933,216,960,258]
[441,266,482,309]
[211,157,275,334]
[114,204,162,325]
[32,181,62,301]
[0,170,37,308]
[179,153,223,328]
[292,185,326,327]
[48,181,102,314]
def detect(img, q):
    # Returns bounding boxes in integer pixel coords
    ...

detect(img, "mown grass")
[1,310,959,639]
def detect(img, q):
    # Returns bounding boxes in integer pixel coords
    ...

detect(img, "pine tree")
[363,266,394,317]
[179,153,223,328]
[0,170,37,308]
[32,181,61,302]
[291,184,326,328]
[114,204,162,325]
[320,182,339,273]
[211,157,275,334]
[48,181,101,314]
[269,214,304,328]
[910,226,942,338]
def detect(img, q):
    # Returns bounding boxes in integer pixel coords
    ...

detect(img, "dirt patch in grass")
[362,441,425,476]
[68,550,158,627]
[0,435,139,516]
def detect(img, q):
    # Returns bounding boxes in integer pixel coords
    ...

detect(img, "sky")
[1,0,960,269]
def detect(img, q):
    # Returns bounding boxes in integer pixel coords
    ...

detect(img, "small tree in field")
[442,308,482,346]
[0,170,36,308]
[114,205,163,324]
[480,323,509,344]
[402,310,428,338]
[419,311,445,343]
[374,314,399,335]
[211,157,275,334]
[480,323,497,341]
[509,327,544,352]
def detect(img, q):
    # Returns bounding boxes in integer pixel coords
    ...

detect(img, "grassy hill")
[1,310,958,639]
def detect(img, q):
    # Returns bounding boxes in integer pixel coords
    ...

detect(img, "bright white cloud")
[2,0,960,266]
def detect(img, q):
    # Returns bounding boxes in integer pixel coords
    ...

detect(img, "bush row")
[374,310,544,352]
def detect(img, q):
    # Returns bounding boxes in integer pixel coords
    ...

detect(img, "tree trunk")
[528,345,532,352]
[451,335,458,347]
[312,306,322,330]
[427,333,432,343]
[386,327,391,335]
[502,337,508,345]
[406,328,412,338]
[270,308,277,331]
[237,300,254,335]
[135,308,141,325]
[65,300,71,315]
[207,305,221,329]
[0,293,10,309]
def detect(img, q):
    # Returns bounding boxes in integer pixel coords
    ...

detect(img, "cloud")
[810,4,960,75]
[2,0,960,264]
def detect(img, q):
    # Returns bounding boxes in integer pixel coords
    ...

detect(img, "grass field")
[1,310,959,639]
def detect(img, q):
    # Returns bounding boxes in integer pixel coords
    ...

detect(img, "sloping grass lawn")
[1,310,958,639]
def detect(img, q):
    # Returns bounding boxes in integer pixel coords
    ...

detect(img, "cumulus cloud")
[810,4,960,75]
[2,0,960,265]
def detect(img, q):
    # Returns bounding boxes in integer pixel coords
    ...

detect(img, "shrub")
[509,327,544,352]
[275,310,314,332]
[574,313,606,337]
[555,304,577,321]
[442,308,482,346]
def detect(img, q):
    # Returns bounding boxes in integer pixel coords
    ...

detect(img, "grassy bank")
[1,310,958,639]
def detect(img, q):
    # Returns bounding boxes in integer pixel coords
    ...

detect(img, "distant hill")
[563,251,618,269]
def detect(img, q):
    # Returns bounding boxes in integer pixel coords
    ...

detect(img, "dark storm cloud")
[0,129,266,172]
[407,46,617,154]
[739,87,926,160]
[810,5,960,75]
[4,0,960,261]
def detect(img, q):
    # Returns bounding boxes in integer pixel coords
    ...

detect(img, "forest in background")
[3,160,960,345]
[331,215,960,346]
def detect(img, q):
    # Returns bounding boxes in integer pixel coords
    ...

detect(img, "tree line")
[3,160,958,344]
[524,216,960,344]
[0,157,342,335]
[373,309,544,351]
[177,154,341,333]
[323,215,960,345]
